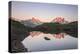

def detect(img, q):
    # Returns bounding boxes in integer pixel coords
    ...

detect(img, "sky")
[11,1,78,22]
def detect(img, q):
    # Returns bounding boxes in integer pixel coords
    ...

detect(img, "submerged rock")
[44,37,51,40]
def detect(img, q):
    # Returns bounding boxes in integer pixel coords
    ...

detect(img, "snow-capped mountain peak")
[51,17,69,24]
[21,17,43,28]
[31,17,42,24]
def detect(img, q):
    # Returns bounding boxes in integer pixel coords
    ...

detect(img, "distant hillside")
[32,21,78,38]
[63,21,78,38]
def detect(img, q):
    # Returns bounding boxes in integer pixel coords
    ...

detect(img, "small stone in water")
[44,37,50,40]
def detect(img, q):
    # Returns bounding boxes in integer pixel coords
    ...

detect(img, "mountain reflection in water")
[22,32,78,52]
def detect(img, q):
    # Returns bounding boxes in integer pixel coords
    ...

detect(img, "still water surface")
[22,32,78,52]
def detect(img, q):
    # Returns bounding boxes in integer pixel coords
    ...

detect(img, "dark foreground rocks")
[9,19,30,53]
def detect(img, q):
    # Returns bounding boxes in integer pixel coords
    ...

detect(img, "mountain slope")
[10,18,30,52]
[32,21,78,38]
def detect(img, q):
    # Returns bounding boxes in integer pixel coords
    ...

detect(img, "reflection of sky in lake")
[22,33,78,52]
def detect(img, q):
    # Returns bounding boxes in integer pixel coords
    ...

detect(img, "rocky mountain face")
[21,17,43,28]
[21,17,70,28]
[51,17,69,24]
